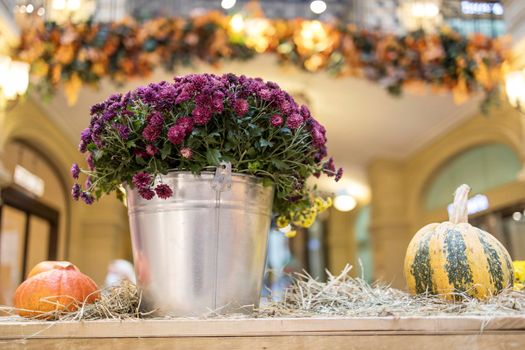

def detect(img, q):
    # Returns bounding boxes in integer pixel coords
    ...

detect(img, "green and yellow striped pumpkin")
[404,184,514,299]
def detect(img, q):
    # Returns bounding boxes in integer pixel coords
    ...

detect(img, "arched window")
[425,143,522,210]
[0,141,69,305]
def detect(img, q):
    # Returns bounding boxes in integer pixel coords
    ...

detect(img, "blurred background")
[0,0,525,303]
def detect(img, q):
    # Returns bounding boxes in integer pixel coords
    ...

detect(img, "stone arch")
[405,108,524,230]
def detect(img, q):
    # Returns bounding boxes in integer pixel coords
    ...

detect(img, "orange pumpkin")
[14,264,100,318]
[27,261,80,278]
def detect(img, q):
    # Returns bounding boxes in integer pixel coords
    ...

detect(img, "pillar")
[368,159,410,288]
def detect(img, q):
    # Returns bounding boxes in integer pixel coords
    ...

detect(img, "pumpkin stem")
[449,184,470,224]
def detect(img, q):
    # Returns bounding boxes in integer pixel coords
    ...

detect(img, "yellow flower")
[276,215,289,229]
[293,208,317,228]
[325,197,333,208]
[513,261,525,284]
[314,197,325,210]
[285,230,297,238]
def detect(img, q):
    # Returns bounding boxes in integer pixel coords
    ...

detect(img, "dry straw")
[1,265,524,321]
[257,265,525,318]
[0,281,154,321]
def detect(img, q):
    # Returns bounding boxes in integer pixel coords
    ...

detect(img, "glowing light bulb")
[52,0,66,10]
[334,194,357,212]
[67,0,81,10]
[310,0,327,15]
[221,0,236,10]
[505,71,525,109]
[411,2,439,18]
[230,14,245,33]
[26,4,34,13]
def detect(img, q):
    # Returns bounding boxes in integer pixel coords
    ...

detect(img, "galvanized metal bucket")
[126,170,274,316]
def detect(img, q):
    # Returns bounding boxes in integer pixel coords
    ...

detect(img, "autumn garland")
[16,12,508,107]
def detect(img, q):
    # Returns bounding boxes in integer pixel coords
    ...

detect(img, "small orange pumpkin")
[14,263,100,318]
[27,261,80,278]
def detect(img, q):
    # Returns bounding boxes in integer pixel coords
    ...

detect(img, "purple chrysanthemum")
[79,128,92,153]
[142,124,162,142]
[148,111,164,127]
[324,157,336,175]
[180,147,193,159]
[167,126,185,145]
[85,176,93,189]
[279,100,292,114]
[80,192,94,205]
[155,184,173,199]
[335,168,343,182]
[146,144,158,156]
[70,163,80,179]
[270,114,284,127]
[258,89,272,101]
[86,153,95,170]
[286,113,304,129]
[114,123,130,140]
[132,172,152,189]
[311,128,326,148]
[233,99,249,117]
[90,102,105,115]
[177,117,194,134]
[192,106,212,125]
[300,105,311,120]
[71,184,81,201]
[139,187,155,200]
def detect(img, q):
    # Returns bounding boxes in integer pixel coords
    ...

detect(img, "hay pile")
[258,265,525,318]
[0,281,153,321]
[1,265,524,321]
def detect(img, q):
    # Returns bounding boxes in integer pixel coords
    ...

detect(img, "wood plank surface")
[1,333,525,350]
[0,315,524,339]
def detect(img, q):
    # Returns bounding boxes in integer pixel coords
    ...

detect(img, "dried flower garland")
[16,12,508,108]
[71,73,341,223]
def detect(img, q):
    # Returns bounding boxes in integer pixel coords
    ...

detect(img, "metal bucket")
[126,171,274,316]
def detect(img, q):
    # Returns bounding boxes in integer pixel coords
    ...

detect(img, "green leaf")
[271,159,289,170]
[258,139,274,148]
[206,148,222,166]
[93,150,104,160]
[279,127,292,135]
[262,177,274,187]
[160,143,172,160]
[135,155,147,166]
[248,161,261,170]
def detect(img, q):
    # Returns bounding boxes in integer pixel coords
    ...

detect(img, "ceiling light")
[67,0,81,11]
[310,0,327,15]
[411,2,439,18]
[221,0,236,10]
[52,0,66,10]
[26,4,34,13]
[0,56,30,101]
[334,193,357,212]
[37,7,46,16]
[513,211,522,221]
[229,13,245,33]
[505,70,525,113]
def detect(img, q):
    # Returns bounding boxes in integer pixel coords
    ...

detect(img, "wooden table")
[1,315,524,349]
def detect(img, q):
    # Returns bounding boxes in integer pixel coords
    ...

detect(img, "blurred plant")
[15,13,508,107]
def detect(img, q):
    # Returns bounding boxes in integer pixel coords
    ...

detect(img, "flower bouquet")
[71,73,341,315]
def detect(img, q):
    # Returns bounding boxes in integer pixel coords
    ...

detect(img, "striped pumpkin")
[404,184,514,299]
